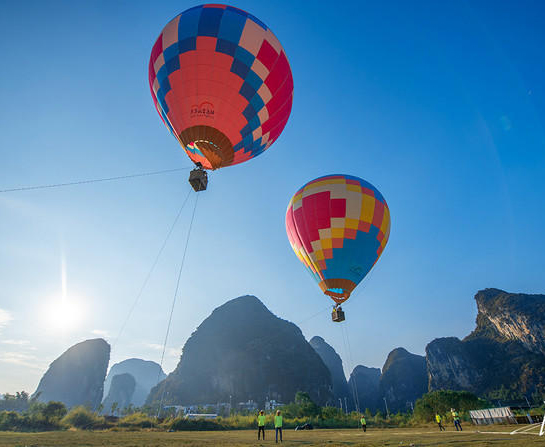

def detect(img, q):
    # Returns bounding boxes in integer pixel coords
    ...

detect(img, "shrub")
[118,412,156,428]
[167,417,226,431]
[41,401,67,424]
[0,401,68,431]
[0,411,23,431]
[62,406,105,429]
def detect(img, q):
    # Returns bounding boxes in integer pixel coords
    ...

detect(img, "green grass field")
[1,426,544,447]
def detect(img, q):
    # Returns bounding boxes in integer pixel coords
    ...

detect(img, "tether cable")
[0,167,191,193]
[340,323,361,413]
[111,187,193,351]
[295,305,331,327]
[157,192,200,417]
[343,323,361,413]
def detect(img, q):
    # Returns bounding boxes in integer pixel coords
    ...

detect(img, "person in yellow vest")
[451,408,462,431]
[435,413,445,431]
[360,415,367,432]
[257,410,266,440]
[275,409,283,443]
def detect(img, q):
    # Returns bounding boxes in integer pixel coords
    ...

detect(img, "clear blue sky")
[1,0,544,394]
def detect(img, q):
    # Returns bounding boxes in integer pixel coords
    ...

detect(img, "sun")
[45,298,83,332]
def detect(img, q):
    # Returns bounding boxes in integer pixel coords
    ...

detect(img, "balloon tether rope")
[0,167,191,193]
[341,323,361,413]
[156,193,199,417]
[111,187,193,351]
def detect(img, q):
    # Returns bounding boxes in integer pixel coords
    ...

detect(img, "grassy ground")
[0,425,543,446]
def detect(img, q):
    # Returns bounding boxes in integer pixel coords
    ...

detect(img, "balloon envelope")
[149,4,293,170]
[286,175,391,303]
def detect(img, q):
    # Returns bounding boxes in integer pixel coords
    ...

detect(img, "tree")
[295,391,312,404]
[414,391,488,422]
[16,391,29,401]
[282,391,320,418]
[0,391,31,412]
[42,401,67,424]
[321,406,344,419]
[0,411,23,430]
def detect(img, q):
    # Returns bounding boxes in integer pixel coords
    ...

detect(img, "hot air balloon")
[285,175,391,322]
[149,4,294,191]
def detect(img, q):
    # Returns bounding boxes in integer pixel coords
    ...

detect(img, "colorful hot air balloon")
[149,4,293,190]
[285,175,390,321]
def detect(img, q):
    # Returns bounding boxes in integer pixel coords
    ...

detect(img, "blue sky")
[1,0,544,394]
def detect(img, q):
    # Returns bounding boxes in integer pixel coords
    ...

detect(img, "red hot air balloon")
[286,175,391,322]
[149,4,294,191]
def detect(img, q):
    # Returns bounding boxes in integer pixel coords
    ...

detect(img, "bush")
[27,401,67,430]
[389,411,413,427]
[62,406,105,429]
[167,417,227,431]
[0,401,67,431]
[41,401,67,424]
[118,412,156,428]
[216,414,254,429]
[0,411,23,431]
[320,406,344,420]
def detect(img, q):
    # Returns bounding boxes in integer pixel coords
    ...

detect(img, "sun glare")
[42,253,87,332]
[45,298,83,332]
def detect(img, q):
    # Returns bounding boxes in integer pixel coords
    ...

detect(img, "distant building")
[185,413,218,419]
[265,399,283,411]
[238,399,258,411]
[164,403,230,416]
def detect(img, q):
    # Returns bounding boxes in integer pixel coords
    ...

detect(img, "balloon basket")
[332,306,345,323]
[189,165,208,192]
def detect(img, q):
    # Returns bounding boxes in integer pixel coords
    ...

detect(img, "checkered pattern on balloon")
[286,175,391,304]
[149,4,293,170]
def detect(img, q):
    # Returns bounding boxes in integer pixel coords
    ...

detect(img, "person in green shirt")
[451,408,462,431]
[257,410,266,440]
[435,413,445,431]
[360,415,366,432]
[274,409,283,443]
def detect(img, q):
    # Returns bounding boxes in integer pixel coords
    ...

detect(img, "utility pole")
[383,397,390,419]
[344,397,348,414]
[339,398,343,412]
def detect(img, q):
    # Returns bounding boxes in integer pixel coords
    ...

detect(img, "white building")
[265,400,283,411]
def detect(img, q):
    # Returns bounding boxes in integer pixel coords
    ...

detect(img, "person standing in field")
[257,410,266,440]
[451,408,462,431]
[435,413,445,431]
[360,415,367,432]
[275,409,283,443]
